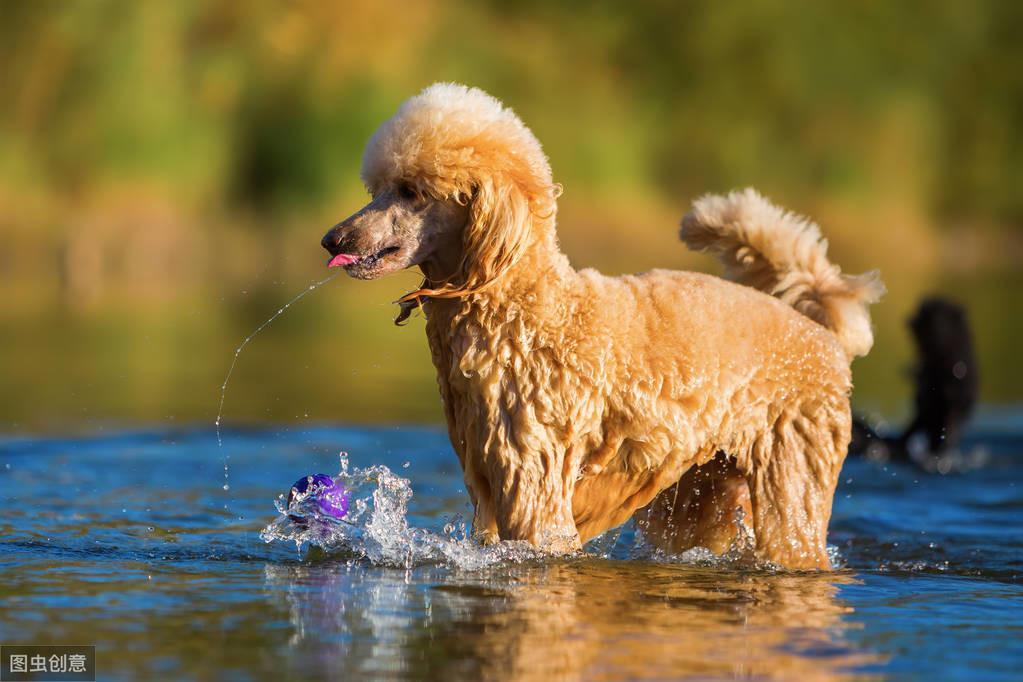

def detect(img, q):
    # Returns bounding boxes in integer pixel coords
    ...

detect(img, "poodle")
[851,297,978,466]
[320,83,884,569]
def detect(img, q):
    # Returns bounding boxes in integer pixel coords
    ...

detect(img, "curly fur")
[681,189,885,359]
[362,83,560,303]
[358,83,883,569]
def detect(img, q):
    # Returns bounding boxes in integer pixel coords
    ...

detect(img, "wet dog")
[321,83,884,568]
[852,297,978,466]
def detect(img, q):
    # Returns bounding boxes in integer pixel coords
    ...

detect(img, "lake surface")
[1,417,1021,680]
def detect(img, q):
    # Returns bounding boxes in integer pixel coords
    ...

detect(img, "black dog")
[851,297,979,465]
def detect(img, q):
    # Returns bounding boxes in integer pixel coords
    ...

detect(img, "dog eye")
[397,182,418,200]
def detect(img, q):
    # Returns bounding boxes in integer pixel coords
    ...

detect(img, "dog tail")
[680,188,884,359]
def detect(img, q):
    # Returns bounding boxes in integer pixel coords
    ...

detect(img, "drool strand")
[215,272,342,493]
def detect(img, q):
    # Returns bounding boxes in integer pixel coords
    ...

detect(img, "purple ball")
[287,473,349,520]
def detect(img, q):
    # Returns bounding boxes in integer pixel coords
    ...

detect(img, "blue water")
[1,416,1021,680]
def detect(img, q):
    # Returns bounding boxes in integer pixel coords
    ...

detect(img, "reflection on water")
[0,556,878,681]
[264,560,881,681]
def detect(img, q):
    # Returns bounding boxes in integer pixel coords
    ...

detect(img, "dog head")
[908,297,974,364]
[320,178,471,280]
[321,83,559,297]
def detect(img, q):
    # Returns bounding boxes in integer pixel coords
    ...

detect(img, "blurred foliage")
[0,1,1020,430]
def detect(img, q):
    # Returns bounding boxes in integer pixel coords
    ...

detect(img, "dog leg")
[468,477,500,544]
[636,453,753,556]
[488,459,581,553]
[747,412,845,570]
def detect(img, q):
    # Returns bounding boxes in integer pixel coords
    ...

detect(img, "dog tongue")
[327,253,360,268]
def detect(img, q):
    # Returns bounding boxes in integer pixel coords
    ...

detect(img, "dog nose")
[321,228,342,253]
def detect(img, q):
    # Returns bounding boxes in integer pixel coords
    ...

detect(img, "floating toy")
[286,473,349,521]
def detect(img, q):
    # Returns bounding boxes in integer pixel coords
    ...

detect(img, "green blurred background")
[1,1,1020,432]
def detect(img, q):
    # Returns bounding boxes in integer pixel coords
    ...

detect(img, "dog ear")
[458,174,533,293]
[395,171,553,321]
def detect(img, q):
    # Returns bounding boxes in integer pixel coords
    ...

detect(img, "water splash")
[260,453,816,571]
[215,272,341,492]
[260,453,545,570]
[627,504,777,568]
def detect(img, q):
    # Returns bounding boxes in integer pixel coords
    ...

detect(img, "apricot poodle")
[320,83,884,569]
